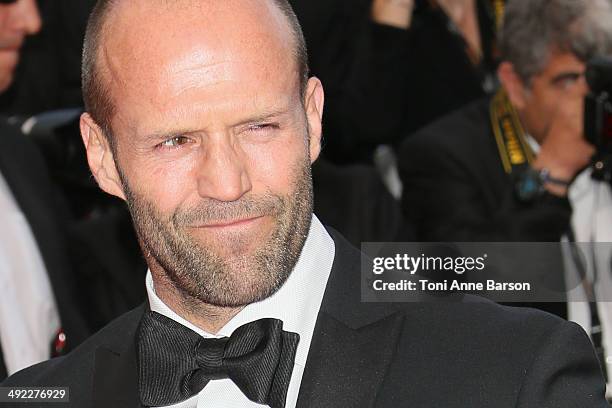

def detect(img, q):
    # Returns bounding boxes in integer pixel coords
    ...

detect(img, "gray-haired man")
[400,0,612,392]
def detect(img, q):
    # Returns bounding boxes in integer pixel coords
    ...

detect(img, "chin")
[200,231,269,262]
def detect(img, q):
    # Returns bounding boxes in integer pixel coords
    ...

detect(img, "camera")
[585,56,612,152]
[585,56,612,180]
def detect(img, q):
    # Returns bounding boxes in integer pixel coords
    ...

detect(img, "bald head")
[79,0,325,319]
[82,0,308,142]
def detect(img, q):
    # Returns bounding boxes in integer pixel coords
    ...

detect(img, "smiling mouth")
[194,215,265,229]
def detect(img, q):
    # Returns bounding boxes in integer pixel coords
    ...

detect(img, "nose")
[7,0,42,36]
[196,134,252,202]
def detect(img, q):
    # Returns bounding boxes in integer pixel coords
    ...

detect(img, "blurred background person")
[0,0,89,379]
[398,0,612,384]
[328,0,502,167]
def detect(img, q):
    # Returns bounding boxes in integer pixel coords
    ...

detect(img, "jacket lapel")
[93,346,140,408]
[296,312,403,408]
[296,230,403,408]
[92,305,144,408]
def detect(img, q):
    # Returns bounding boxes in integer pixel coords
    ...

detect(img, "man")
[4,0,608,406]
[0,0,90,379]
[0,0,403,331]
[399,0,612,380]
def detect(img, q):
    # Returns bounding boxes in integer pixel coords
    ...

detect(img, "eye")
[552,73,583,90]
[158,136,191,148]
[560,76,579,89]
[247,123,279,133]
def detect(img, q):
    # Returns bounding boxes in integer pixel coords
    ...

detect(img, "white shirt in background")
[0,171,60,375]
[564,168,612,395]
[526,134,612,392]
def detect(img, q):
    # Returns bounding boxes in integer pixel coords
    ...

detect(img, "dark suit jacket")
[0,122,90,370]
[397,97,575,319]
[3,229,607,407]
[398,97,572,243]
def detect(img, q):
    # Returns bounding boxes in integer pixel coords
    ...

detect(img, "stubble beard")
[120,157,314,308]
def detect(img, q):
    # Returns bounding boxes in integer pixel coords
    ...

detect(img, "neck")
[150,266,243,334]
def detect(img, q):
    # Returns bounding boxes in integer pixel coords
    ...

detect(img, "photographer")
[398,0,612,384]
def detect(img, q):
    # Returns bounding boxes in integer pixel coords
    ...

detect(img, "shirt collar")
[524,133,540,155]
[146,214,335,368]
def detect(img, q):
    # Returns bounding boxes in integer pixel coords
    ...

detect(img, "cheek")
[538,97,560,131]
[242,134,308,194]
[122,152,199,216]
[524,92,557,134]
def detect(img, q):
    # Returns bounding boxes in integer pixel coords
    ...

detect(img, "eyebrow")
[231,107,291,127]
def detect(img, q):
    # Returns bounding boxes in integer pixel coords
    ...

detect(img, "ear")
[303,76,325,164]
[79,113,126,201]
[497,62,529,110]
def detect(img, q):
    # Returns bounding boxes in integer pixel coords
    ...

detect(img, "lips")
[0,38,23,51]
[194,215,265,228]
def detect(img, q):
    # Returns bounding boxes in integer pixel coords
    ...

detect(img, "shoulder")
[395,297,595,376]
[378,298,607,405]
[398,294,583,346]
[388,300,606,404]
[2,305,144,387]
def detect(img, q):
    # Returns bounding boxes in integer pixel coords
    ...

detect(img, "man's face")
[511,51,588,143]
[82,0,323,308]
[0,0,41,92]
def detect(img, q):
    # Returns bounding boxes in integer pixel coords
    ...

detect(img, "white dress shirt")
[146,214,335,408]
[0,171,60,375]
[564,169,612,393]
[525,135,612,392]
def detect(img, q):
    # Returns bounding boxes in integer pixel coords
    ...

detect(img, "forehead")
[100,0,299,133]
[536,51,585,79]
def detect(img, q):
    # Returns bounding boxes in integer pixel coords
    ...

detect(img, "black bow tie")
[137,311,300,408]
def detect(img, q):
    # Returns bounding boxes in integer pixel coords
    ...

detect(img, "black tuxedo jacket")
[3,230,608,407]
[0,122,90,368]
